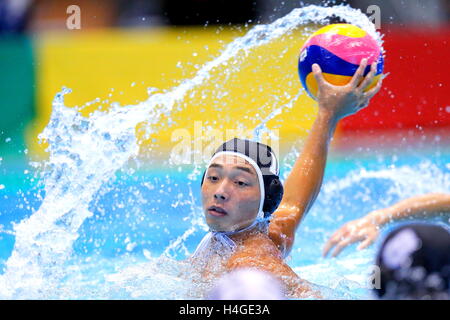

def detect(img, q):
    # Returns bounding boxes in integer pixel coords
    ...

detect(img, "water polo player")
[374,223,450,299]
[190,59,382,298]
[323,193,450,258]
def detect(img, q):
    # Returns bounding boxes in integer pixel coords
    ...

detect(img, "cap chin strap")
[191,217,271,260]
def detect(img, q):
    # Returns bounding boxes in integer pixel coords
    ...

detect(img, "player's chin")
[205,216,228,231]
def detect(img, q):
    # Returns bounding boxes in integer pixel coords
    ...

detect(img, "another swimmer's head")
[374,223,450,300]
[201,138,283,232]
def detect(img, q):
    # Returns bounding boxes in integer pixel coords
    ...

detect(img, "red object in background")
[340,26,450,132]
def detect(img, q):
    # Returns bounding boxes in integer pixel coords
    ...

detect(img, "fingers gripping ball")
[298,24,384,100]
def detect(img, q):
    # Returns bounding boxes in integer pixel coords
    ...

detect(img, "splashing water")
[0,4,392,299]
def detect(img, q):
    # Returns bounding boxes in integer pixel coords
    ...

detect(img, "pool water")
[1,143,449,299]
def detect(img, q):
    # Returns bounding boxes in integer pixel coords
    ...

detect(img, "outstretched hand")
[322,215,380,258]
[313,58,382,122]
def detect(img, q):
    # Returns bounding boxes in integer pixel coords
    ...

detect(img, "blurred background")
[0,0,449,165]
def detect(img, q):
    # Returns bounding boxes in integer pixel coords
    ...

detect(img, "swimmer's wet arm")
[270,59,382,257]
[268,110,338,256]
[323,193,450,257]
[368,193,450,225]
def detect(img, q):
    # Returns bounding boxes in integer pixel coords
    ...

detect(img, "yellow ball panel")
[311,23,367,38]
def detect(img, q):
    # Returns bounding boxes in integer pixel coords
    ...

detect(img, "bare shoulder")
[231,232,282,261]
[225,232,322,299]
[226,232,297,278]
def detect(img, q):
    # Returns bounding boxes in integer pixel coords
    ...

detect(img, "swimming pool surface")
[1,141,449,299]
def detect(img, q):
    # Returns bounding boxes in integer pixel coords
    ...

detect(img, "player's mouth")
[207,205,228,217]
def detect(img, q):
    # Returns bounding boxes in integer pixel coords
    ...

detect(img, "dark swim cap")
[375,223,450,299]
[201,138,284,218]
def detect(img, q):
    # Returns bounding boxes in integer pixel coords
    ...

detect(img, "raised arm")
[323,193,450,257]
[269,59,382,257]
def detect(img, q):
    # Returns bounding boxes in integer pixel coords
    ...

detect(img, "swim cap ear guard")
[200,138,284,218]
[262,174,284,216]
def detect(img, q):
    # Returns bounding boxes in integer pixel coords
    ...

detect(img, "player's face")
[201,154,261,232]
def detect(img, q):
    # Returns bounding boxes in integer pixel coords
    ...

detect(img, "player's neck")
[228,220,268,242]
